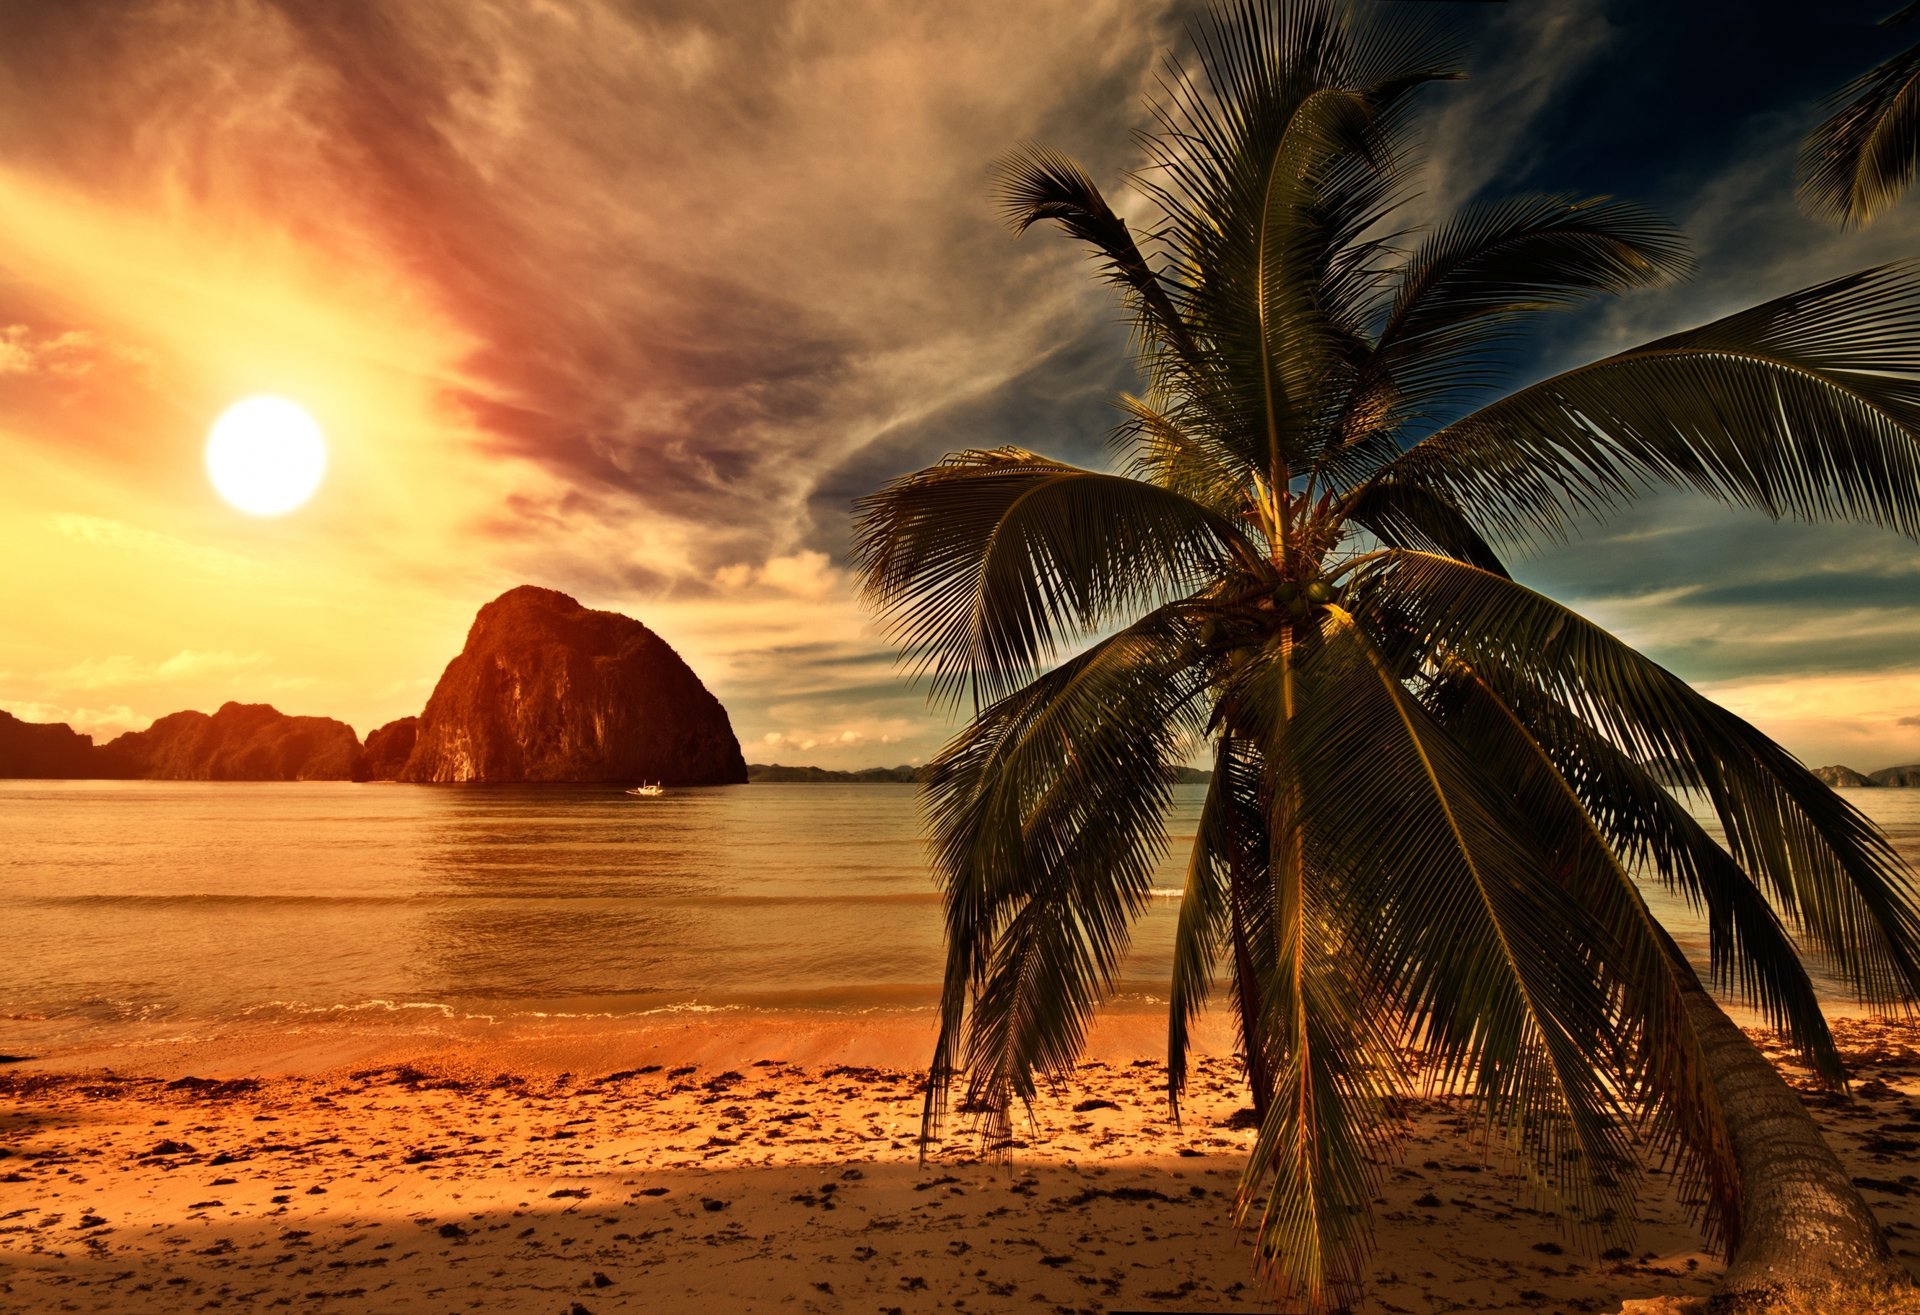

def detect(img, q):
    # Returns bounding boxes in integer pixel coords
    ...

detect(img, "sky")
[1,0,1917,771]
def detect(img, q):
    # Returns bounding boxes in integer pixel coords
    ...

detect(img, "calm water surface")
[3,781,1918,1055]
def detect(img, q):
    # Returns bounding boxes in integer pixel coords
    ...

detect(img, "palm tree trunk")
[1674,966,1913,1300]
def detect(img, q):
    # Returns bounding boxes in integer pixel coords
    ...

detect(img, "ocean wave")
[232,996,956,1024]
[239,998,772,1024]
[65,997,177,1023]
[240,998,499,1024]
[525,1002,747,1019]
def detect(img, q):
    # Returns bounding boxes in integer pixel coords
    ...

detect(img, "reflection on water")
[2,779,1917,1051]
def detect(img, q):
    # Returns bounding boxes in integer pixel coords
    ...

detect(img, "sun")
[205,396,327,517]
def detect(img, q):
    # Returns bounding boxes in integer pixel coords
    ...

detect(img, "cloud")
[47,514,260,580]
[712,550,842,600]
[1692,669,1920,771]
[1515,503,1920,685]
[1,700,143,740]
[0,327,28,376]
[51,649,268,692]
[1408,1,1618,225]
[0,323,155,382]
[757,719,910,758]
[155,650,277,681]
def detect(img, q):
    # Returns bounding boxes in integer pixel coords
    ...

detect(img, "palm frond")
[851,448,1254,709]
[918,606,1212,1145]
[1801,29,1920,227]
[1353,549,1920,1005]
[1344,194,1688,437]
[1137,0,1460,474]
[996,144,1203,364]
[1168,734,1267,1117]
[1364,265,1920,547]
[1338,475,1509,573]
[1208,620,1412,1301]
[1240,902,1405,1304]
[1484,678,1845,1084]
[1223,609,1644,1293]
[1116,392,1259,519]
[1423,661,1743,1249]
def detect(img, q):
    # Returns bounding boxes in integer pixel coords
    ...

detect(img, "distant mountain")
[398,585,747,785]
[748,763,921,783]
[746,762,1217,784]
[105,702,361,780]
[0,709,133,779]
[1,703,358,780]
[1807,764,1920,788]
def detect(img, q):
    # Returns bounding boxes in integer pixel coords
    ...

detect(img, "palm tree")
[1802,2,1920,227]
[853,1,1920,1307]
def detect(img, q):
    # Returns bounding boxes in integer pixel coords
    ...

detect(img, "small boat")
[625,782,664,797]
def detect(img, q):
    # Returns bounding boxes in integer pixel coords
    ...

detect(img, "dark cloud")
[735,643,901,675]
[1684,569,1920,611]
[1648,630,1920,684]
[0,0,1184,575]
[805,315,1139,556]
[1514,497,1920,686]
[1519,503,1914,599]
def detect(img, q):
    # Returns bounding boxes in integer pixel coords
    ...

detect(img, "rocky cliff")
[398,586,747,785]
[104,702,363,780]
[0,710,134,778]
[1871,764,1920,788]
[1814,765,1878,788]
[357,717,418,781]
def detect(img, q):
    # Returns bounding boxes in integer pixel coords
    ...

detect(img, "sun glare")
[205,396,327,516]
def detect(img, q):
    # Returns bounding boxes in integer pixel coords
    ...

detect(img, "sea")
[3,781,1918,1060]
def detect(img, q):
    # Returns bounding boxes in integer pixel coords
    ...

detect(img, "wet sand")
[3,1014,1917,1314]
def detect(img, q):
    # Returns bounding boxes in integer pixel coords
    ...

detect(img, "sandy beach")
[3,1014,1916,1314]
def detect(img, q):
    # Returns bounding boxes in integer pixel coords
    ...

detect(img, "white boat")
[625,782,664,797]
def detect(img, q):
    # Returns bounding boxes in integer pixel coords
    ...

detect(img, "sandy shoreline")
[5,1008,1209,1082]
[3,1015,1917,1314]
